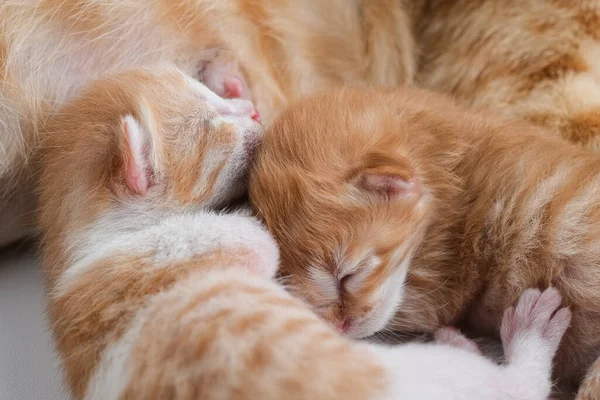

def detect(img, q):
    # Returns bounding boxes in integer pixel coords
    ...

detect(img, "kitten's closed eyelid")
[339,273,354,291]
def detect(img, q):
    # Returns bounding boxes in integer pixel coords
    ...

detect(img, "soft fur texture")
[413,0,600,151]
[38,65,571,400]
[0,0,415,248]
[249,87,600,398]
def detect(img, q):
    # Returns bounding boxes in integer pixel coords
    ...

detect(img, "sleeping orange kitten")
[37,65,572,400]
[249,87,600,399]
[0,0,414,248]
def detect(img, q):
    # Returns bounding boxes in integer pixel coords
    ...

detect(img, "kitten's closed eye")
[76,66,265,211]
[249,88,431,339]
[339,273,354,292]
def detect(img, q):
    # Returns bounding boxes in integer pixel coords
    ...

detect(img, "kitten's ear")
[354,152,421,199]
[119,115,156,195]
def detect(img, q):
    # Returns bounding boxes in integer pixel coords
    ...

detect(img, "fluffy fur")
[413,0,600,151]
[38,65,570,400]
[249,87,600,398]
[0,0,415,248]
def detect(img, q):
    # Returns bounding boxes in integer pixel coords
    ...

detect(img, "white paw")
[236,217,280,279]
[501,287,571,364]
[215,213,280,279]
[241,240,279,279]
[434,327,482,355]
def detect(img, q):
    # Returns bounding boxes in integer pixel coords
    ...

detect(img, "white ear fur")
[121,115,150,195]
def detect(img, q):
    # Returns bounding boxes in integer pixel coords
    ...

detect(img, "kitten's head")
[54,65,263,211]
[249,88,432,338]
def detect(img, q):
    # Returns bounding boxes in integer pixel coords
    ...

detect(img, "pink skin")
[198,51,254,102]
[249,108,261,124]
[361,174,422,198]
[122,116,150,195]
[208,71,250,101]
[434,326,482,355]
[223,77,245,99]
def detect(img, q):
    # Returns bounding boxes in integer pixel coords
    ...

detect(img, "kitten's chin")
[345,330,372,340]
[345,299,400,339]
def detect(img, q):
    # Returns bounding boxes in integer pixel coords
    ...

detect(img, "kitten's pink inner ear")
[360,173,421,198]
[122,115,149,195]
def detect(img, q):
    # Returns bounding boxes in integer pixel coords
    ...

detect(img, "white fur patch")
[369,338,551,400]
[56,209,279,296]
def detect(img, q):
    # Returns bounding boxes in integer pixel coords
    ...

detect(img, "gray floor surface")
[0,245,69,400]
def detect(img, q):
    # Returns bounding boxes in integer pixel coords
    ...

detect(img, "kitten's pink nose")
[250,108,261,123]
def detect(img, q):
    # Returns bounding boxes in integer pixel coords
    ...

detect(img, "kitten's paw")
[241,242,279,279]
[434,327,482,355]
[501,287,571,364]
[237,221,279,279]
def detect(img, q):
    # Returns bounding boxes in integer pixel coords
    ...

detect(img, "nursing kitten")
[0,0,414,247]
[249,87,600,398]
[36,65,569,400]
[412,0,600,151]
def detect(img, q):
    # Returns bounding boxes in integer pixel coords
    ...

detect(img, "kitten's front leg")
[434,326,482,355]
[501,288,572,399]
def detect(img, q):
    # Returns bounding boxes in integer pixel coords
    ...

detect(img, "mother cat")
[0,0,414,247]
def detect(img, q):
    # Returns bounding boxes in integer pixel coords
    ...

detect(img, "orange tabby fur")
[414,0,600,152]
[249,87,600,398]
[37,66,394,399]
[38,65,574,400]
[0,0,414,247]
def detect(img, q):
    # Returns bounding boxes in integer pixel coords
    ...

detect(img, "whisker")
[390,314,446,330]
[405,276,451,302]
